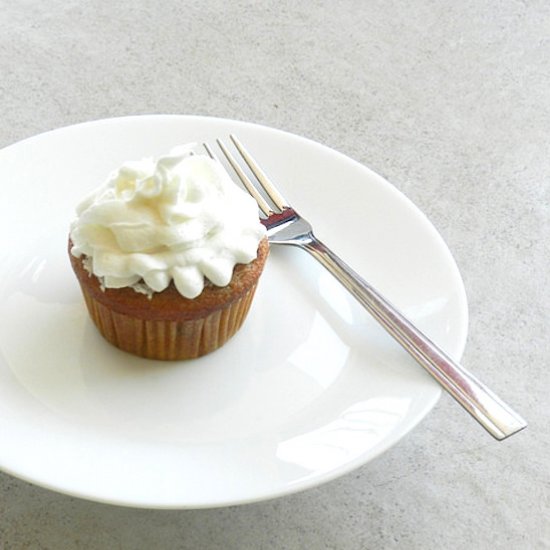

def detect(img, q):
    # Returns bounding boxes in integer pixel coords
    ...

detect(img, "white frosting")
[70,145,266,299]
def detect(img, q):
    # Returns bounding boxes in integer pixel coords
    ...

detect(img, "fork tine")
[202,142,217,161]
[215,139,273,216]
[229,134,288,211]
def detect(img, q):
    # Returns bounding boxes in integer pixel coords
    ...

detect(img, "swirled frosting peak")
[70,145,266,299]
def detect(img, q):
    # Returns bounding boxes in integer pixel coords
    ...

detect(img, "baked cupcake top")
[69,144,266,299]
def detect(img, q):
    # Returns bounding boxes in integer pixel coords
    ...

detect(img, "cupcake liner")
[69,237,268,361]
[80,281,259,360]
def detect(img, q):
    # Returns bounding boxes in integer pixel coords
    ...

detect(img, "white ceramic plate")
[0,116,468,508]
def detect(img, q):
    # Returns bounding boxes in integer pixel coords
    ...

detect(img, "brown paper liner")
[80,281,258,360]
[69,237,268,361]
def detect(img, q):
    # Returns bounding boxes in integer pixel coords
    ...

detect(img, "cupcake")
[69,144,268,360]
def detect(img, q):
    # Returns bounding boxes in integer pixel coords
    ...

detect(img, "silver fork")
[207,135,527,441]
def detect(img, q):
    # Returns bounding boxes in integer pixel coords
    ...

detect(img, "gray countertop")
[0,1,548,548]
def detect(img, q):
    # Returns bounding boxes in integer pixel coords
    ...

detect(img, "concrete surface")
[0,1,548,548]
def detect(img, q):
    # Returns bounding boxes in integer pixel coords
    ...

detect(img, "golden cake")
[68,144,268,360]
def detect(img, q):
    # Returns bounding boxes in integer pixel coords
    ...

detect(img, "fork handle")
[301,235,527,440]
